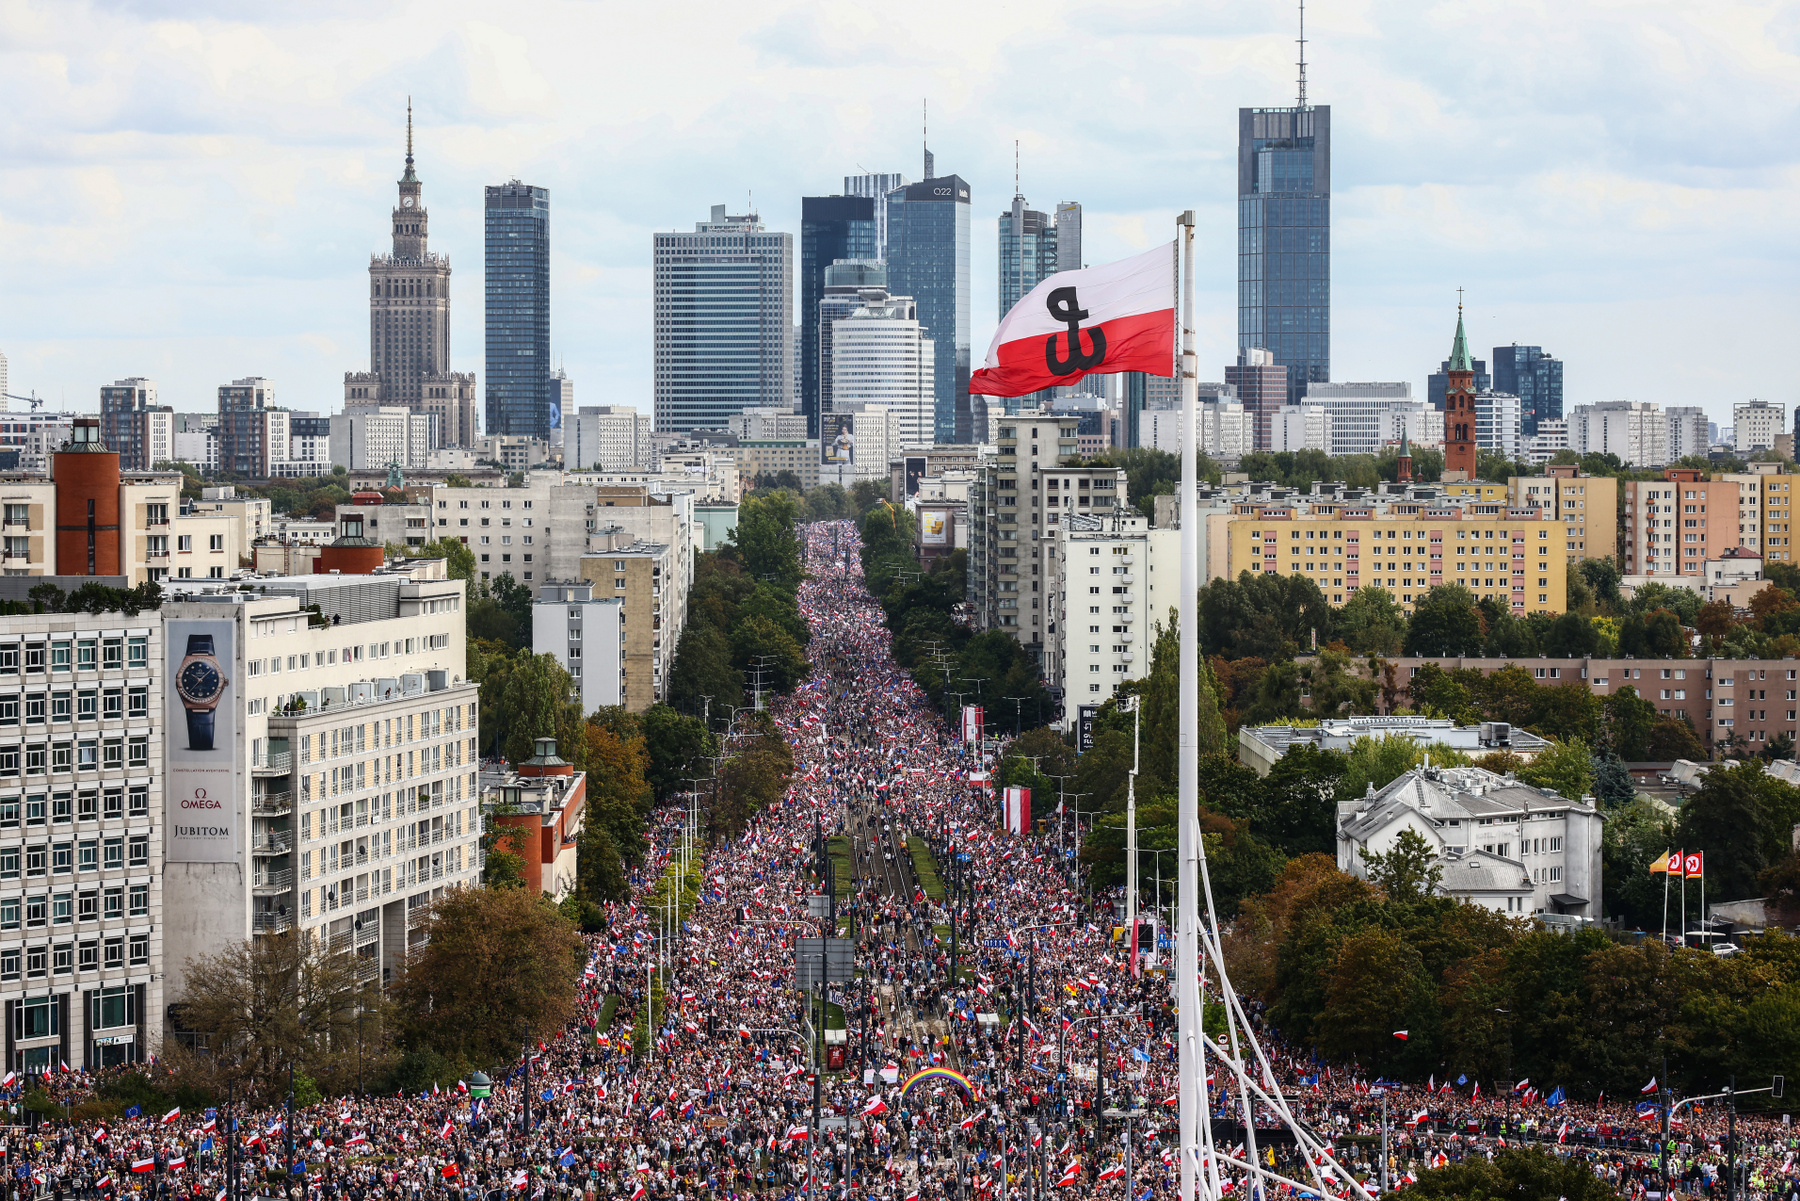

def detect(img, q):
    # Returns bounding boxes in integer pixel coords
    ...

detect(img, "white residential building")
[329,407,434,472]
[1569,401,1667,467]
[569,407,654,472]
[1047,510,1178,730]
[726,407,809,442]
[1523,419,1569,465]
[1336,763,1603,918]
[1475,389,1523,461]
[1735,400,1787,454]
[1667,406,1710,462]
[160,573,480,1017]
[1295,383,1444,455]
[171,428,220,472]
[0,614,165,1070]
[1140,401,1256,461]
[531,583,625,712]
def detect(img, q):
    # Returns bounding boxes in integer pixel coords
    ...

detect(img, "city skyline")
[0,0,1793,432]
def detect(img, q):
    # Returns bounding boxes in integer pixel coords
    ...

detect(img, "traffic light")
[1775,1075,1786,1099]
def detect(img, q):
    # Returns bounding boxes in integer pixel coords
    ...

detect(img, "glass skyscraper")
[886,176,971,443]
[484,182,552,439]
[1237,106,1330,406]
[652,206,793,434]
[800,195,877,438]
[1492,344,1563,437]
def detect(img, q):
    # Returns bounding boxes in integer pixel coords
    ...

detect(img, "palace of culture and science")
[342,105,478,448]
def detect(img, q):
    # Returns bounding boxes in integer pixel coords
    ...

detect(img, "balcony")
[252,791,293,817]
[1120,573,1137,585]
[145,549,169,560]
[251,832,293,856]
[252,750,292,777]
[252,911,292,934]
[253,869,293,894]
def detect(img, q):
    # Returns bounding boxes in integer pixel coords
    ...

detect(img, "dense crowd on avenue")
[4,520,1797,1201]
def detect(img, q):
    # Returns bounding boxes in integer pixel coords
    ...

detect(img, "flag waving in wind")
[969,244,1175,398]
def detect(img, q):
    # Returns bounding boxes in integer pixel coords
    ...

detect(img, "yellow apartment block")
[1226,503,1569,615]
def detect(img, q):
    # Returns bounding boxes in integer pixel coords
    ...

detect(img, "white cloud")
[0,0,1794,428]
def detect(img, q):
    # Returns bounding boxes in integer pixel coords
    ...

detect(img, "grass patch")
[907,836,945,902]
[827,835,855,897]
[597,993,619,1035]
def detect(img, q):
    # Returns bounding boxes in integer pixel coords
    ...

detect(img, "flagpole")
[1661,853,1669,945]
[1680,849,1687,948]
[1175,210,1200,1201]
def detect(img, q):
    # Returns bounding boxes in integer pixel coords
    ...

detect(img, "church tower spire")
[1442,293,1478,481]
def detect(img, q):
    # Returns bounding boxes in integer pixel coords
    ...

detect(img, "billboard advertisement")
[961,704,983,745]
[920,508,948,546]
[167,620,239,863]
[822,414,856,466]
[904,456,927,497]
[1076,704,1100,752]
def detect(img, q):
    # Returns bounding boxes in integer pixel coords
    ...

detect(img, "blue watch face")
[180,661,223,702]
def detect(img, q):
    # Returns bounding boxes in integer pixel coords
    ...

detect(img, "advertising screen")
[166,620,239,863]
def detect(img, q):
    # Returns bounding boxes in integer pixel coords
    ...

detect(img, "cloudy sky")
[1,0,1795,431]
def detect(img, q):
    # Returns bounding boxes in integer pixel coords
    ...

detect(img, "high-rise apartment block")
[1475,390,1524,462]
[1667,407,1710,463]
[1508,465,1617,562]
[817,261,887,416]
[160,572,480,1010]
[800,196,878,438]
[1623,468,1740,578]
[829,293,935,450]
[885,176,972,442]
[98,379,174,473]
[1569,402,1667,467]
[1491,345,1562,437]
[1226,348,1289,451]
[1048,511,1178,728]
[1274,383,1442,457]
[218,378,289,479]
[653,206,793,434]
[532,583,624,712]
[1238,105,1330,405]
[1734,400,1787,454]
[484,182,553,442]
[569,407,653,472]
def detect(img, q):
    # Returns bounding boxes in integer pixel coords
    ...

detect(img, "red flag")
[1392,1030,1409,1041]
[969,244,1175,397]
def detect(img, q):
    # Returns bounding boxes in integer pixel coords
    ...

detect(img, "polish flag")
[969,243,1175,398]
[162,1107,181,1124]
[1056,1162,1082,1187]
[862,1094,888,1117]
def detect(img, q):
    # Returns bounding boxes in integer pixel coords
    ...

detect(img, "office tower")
[0,350,7,412]
[1055,202,1083,270]
[1475,390,1524,461]
[345,107,475,447]
[1429,356,1489,411]
[830,292,935,449]
[818,260,887,416]
[1492,344,1563,437]
[799,196,878,437]
[887,176,971,442]
[485,181,552,440]
[1226,348,1289,451]
[218,378,289,478]
[652,205,793,434]
[999,195,1059,318]
[1443,306,1478,479]
[99,377,174,471]
[1238,103,1331,406]
[844,173,909,260]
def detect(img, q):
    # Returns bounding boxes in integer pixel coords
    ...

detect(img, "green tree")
[1303,648,1378,718]
[1405,585,1484,656]
[1259,743,1345,856]
[1404,1147,1623,1201]
[1360,828,1443,901]
[1517,738,1595,800]
[1578,558,1624,612]
[1542,610,1599,658]
[393,888,584,1071]
[498,652,576,765]
[1198,572,1335,661]
[1336,586,1406,657]
[1602,800,1675,927]
[419,537,476,582]
[666,624,744,720]
[710,713,796,836]
[1677,761,1800,901]
[1337,735,1468,802]
[1602,685,1657,759]
[731,614,811,693]
[732,491,803,588]
[641,704,718,800]
[1316,926,1437,1070]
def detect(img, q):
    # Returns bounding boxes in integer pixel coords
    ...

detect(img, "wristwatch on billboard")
[175,634,228,751]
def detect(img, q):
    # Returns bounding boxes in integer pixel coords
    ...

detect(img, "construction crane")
[2,392,46,412]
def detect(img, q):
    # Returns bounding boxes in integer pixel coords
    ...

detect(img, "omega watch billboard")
[165,619,238,863]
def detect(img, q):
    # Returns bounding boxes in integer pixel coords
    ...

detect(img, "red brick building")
[485,738,587,898]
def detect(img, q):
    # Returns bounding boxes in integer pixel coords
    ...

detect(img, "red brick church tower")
[1443,300,1478,480]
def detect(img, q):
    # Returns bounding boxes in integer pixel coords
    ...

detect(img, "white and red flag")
[969,243,1174,397]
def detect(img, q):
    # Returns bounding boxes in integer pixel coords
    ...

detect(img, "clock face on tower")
[402,196,415,209]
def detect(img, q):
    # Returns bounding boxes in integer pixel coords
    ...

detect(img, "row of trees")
[1226,844,1800,1099]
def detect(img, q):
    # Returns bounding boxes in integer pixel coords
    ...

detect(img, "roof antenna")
[922,98,933,180]
[1014,139,1020,198]
[1296,0,1308,109]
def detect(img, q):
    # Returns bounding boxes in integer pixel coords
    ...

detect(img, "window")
[128,883,148,916]
[127,835,148,867]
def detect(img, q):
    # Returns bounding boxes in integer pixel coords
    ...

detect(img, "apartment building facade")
[1622,469,1741,579]
[0,614,164,1073]
[1047,512,1178,729]
[1506,466,1618,563]
[576,536,681,711]
[159,574,479,1012]
[1384,655,1800,755]
[532,584,625,711]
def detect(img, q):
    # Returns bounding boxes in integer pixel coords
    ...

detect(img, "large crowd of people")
[4,519,1797,1201]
